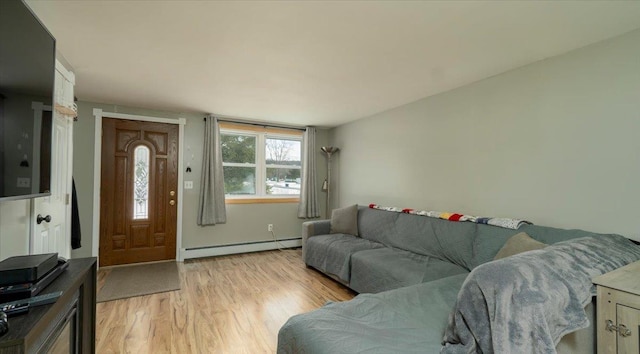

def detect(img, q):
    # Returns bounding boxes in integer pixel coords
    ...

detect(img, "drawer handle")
[619,324,632,337]
[606,320,632,337]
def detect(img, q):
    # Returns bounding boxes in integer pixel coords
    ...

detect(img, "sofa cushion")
[357,206,400,245]
[349,248,469,294]
[357,207,477,271]
[471,224,521,268]
[277,273,470,354]
[304,234,383,283]
[330,204,359,236]
[494,232,547,260]
[472,224,610,268]
[521,224,608,245]
[394,213,477,270]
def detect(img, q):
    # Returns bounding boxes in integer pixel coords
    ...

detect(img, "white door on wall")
[31,61,75,259]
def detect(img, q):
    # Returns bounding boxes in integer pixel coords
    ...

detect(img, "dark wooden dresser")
[0,257,96,354]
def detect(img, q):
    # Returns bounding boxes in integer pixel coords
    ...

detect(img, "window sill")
[225,197,300,204]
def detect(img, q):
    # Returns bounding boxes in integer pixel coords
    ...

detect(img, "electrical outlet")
[184,181,193,189]
[16,177,30,188]
[268,224,273,232]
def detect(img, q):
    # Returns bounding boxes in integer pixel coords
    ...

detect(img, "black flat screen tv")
[0,0,56,201]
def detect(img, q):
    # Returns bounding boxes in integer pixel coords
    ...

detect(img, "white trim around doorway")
[92,108,187,264]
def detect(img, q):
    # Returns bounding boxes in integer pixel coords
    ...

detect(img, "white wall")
[331,29,640,240]
[0,200,31,260]
[71,102,329,258]
[181,121,330,249]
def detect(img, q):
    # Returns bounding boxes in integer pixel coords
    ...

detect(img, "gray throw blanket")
[441,235,640,354]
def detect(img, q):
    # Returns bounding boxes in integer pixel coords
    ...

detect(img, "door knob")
[169,200,175,206]
[37,214,52,224]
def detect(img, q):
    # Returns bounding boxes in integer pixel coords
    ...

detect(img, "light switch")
[184,181,193,189]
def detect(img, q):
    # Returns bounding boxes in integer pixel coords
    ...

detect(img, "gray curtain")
[298,127,320,218]
[197,115,227,225]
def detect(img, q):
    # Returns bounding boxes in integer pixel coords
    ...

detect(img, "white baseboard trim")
[182,238,302,260]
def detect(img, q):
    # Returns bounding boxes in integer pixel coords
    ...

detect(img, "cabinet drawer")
[616,304,640,354]
[597,287,640,354]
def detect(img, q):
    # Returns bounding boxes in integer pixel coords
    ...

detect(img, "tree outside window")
[265,138,301,195]
[221,133,257,195]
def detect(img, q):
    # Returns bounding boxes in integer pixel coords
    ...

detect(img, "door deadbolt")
[170,190,175,196]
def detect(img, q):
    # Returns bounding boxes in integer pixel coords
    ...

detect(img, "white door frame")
[92,109,186,262]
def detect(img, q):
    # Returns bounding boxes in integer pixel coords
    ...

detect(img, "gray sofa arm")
[302,219,331,260]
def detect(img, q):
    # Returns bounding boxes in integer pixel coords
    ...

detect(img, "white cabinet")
[593,260,640,354]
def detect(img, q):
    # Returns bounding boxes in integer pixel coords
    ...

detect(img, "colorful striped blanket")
[368,203,531,230]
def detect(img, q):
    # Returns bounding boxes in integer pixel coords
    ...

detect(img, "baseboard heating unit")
[182,238,302,260]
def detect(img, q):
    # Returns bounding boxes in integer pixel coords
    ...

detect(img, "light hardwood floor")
[96,249,356,353]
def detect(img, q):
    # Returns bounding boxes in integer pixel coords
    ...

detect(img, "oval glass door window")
[133,145,150,220]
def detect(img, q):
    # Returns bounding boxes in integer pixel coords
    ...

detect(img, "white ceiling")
[26,1,640,127]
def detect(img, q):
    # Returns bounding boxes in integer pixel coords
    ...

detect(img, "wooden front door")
[100,118,178,266]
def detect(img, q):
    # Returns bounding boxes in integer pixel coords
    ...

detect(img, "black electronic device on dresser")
[0,254,69,304]
[0,254,58,286]
[0,258,96,354]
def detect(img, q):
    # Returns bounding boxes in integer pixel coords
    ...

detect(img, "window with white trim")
[220,123,302,200]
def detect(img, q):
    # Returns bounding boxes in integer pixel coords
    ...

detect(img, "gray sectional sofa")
[278,206,640,353]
